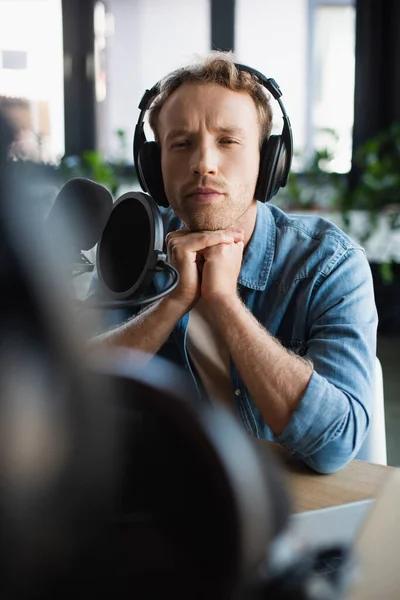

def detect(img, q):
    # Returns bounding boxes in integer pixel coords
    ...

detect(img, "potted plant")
[274,129,347,214]
[339,123,400,332]
[58,129,138,197]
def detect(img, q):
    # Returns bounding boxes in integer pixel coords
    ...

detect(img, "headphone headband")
[133,63,293,207]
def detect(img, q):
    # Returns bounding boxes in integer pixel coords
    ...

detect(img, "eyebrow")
[217,126,247,136]
[165,125,247,142]
[165,127,191,142]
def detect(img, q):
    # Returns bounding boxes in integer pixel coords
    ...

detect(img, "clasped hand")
[166,228,244,311]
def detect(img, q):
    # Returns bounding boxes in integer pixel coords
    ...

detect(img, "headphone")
[133,63,293,208]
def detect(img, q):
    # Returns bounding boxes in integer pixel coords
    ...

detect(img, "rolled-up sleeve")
[277,247,378,473]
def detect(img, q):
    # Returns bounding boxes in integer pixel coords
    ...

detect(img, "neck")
[234,199,258,248]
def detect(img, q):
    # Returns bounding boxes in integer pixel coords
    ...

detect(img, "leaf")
[380,262,394,284]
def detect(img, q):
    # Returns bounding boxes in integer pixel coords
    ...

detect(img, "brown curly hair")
[148,51,273,144]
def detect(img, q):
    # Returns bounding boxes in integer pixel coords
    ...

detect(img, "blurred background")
[0,0,399,464]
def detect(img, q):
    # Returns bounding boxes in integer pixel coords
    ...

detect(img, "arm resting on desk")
[276,248,378,473]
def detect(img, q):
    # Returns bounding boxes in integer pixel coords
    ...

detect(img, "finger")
[166,227,243,243]
[202,239,244,259]
[167,230,243,254]
[196,253,205,273]
[165,229,190,243]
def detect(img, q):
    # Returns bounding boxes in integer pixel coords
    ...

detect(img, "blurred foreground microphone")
[94,191,179,308]
[0,113,118,599]
[46,177,113,273]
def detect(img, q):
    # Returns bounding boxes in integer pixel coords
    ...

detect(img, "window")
[0,0,64,162]
[100,0,211,163]
[235,0,355,172]
[311,1,356,172]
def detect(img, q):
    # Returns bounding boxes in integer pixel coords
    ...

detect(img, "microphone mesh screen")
[99,199,151,294]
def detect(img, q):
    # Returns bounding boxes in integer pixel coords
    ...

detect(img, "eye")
[220,138,239,145]
[171,140,191,149]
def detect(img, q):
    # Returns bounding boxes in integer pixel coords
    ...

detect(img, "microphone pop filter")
[97,191,164,300]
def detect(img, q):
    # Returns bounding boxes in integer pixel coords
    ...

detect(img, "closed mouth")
[187,188,224,197]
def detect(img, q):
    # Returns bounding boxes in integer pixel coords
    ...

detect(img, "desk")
[263,442,396,513]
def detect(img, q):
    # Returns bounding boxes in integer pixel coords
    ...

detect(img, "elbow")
[300,399,371,474]
[301,451,354,474]
[276,387,371,474]
[300,429,369,474]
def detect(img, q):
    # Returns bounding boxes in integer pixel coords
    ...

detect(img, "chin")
[173,209,217,232]
[186,218,234,232]
[175,199,253,232]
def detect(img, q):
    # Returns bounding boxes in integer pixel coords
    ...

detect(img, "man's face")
[157,82,261,231]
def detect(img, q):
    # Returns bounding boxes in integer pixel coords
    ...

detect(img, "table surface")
[264,442,396,513]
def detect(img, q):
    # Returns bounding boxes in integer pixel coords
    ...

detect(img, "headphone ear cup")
[137,141,170,208]
[255,135,288,203]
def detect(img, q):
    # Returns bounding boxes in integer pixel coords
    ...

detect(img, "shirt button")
[234,389,241,396]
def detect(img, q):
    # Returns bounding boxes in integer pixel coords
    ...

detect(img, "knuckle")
[168,241,184,260]
[198,232,209,244]
[166,231,178,244]
[166,229,185,242]
[167,234,180,249]
[218,231,232,242]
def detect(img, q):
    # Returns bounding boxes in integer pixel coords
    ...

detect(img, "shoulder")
[265,203,367,287]
[268,203,360,253]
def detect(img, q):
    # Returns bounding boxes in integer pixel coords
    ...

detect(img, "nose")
[190,139,218,177]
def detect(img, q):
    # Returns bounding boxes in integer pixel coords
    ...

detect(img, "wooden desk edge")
[262,441,397,513]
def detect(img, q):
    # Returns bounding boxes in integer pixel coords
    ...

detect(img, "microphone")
[94,191,179,308]
[46,177,113,273]
[46,178,179,307]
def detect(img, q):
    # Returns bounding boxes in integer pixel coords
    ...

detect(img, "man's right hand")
[166,228,244,313]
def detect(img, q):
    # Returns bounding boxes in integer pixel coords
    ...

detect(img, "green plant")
[348,123,400,209]
[58,150,120,195]
[58,129,137,196]
[339,123,400,283]
[275,129,346,212]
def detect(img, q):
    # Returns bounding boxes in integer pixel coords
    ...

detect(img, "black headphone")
[133,63,293,208]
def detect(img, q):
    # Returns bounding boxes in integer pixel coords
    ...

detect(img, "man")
[90,52,378,473]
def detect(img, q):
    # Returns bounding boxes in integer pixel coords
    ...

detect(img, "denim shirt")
[90,201,378,474]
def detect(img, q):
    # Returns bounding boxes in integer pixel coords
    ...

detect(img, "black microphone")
[46,177,113,272]
[94,191,179,308]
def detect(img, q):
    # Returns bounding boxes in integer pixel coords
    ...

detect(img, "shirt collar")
[238,201,276,291]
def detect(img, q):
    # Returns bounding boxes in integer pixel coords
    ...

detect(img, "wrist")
[203,292,243,313]
[159,294,194,319]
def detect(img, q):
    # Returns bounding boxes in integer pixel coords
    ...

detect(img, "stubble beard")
[170,186,254,232]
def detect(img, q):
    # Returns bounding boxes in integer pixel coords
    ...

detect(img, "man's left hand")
[200,238,244,305]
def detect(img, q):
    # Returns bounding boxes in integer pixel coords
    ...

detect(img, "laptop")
[289,498,375,549]
[283,470,400,598]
